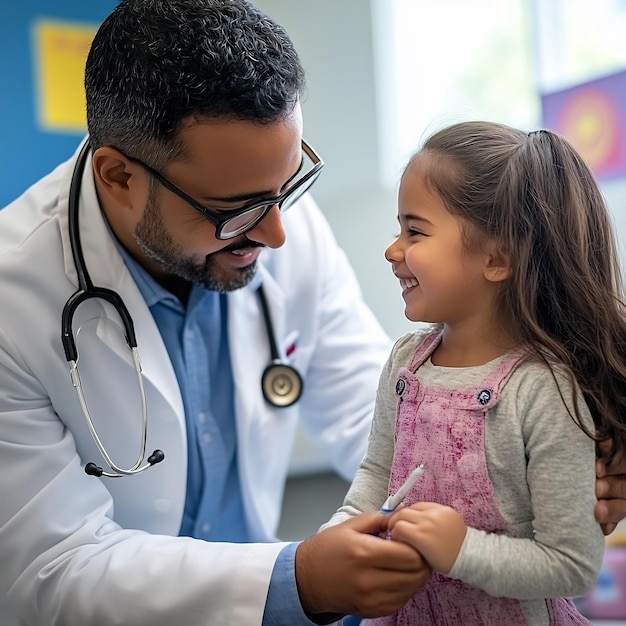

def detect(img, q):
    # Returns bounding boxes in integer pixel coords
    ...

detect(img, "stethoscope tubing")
[64,140,158,477]
[63,138,303,478]
[62,140,138,363]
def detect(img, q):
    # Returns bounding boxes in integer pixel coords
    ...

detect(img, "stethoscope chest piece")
[261,362,303,408]
[256,284,304,408]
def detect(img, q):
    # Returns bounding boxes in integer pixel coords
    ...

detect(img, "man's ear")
[91,147,136,209]
[483,241,511,283]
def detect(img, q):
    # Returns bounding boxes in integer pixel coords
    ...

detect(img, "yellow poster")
[33,20,98,132]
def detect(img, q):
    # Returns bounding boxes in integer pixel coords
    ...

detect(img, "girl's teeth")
[400,277,419,290]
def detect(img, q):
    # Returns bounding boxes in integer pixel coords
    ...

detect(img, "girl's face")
[385,156,499,329]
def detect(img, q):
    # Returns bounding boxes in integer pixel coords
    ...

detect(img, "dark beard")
[134,193,260,292]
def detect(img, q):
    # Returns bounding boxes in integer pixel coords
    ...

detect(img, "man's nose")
[245,204,286,249]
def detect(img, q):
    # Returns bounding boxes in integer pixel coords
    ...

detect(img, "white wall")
[255,0,414,342]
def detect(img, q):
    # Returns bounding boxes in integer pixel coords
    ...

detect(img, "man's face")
[134,186,262,292]
[130,108,303,291]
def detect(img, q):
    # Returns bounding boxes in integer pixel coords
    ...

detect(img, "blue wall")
[0,2,116,207]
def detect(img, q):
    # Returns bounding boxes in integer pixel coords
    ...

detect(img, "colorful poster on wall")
[33,20,97,132]
[541,69,626,182]
[0,2,115,207]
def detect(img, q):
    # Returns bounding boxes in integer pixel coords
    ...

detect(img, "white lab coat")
[0,143,391,625]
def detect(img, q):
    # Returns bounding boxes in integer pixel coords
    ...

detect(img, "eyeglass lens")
[219,150,321,239]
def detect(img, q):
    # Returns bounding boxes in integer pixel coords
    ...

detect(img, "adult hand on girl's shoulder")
[387,502,467,574]
[596,439,626,535]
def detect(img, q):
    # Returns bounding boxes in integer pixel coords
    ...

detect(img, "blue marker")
[380,464,425,514]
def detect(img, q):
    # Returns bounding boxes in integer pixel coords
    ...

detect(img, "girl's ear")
[483,241,511,283]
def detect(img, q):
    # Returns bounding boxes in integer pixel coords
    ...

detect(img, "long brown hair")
[415,120,626,456]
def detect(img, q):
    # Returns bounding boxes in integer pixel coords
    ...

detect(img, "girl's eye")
[392,225,426,238]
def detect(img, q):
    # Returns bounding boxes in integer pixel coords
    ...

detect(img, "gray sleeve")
[321,333,423,529]
[448,363,604,599]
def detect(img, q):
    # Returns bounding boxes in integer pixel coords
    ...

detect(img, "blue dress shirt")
[117,246,314,624]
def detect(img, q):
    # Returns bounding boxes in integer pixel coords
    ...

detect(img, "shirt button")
[202,432,212,444]
[186,329,195,340]
[201,522,211,534]
[198,412,206,423]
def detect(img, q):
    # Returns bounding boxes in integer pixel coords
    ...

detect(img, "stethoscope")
[62,140,303,478]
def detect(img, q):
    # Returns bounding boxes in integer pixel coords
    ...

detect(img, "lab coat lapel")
[59,141,184,422]
[106,271,185,421]
[228,265,287,539]
[228,266,286,427]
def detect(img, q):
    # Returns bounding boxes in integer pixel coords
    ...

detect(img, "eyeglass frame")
[119,139,324,240]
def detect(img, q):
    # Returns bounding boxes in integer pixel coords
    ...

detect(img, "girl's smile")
[397,274,420,295]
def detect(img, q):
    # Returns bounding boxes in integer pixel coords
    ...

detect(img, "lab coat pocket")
[280,330,300,364]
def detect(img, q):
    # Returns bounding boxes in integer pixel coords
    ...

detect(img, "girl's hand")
[387,502,467,574]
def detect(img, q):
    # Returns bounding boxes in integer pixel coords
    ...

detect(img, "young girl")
[325,121,626,624]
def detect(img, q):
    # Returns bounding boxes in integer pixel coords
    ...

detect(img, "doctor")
[0,1,624,625]
[0,1,430,624]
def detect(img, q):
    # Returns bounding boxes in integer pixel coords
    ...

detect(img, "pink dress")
[364,330,590,625]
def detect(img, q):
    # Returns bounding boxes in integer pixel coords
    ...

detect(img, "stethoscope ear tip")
[84,450,164,478]
[84,462,104,477]
[148,449,165,465]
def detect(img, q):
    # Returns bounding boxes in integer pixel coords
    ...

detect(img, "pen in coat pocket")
[281,330,299,359]
[380,463,425,514]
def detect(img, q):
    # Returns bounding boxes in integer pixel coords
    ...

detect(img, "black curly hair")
[85,0,305,167]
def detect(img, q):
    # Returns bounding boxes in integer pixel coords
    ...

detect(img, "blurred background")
[4,1,626,339]
[2,1,626,621]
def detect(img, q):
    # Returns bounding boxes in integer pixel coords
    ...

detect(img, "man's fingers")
[345,510,391,535]
[295,512,431,617]
[346,513,427,570]
[601,522,617,536]
[595,496,626,528]
[597,475,626,500]
[595,499,614,535]
[597,439,626,475]
[353,568,432,618]
[598,439,613,459]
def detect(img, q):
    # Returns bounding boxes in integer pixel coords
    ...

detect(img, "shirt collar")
[112,237,176,308]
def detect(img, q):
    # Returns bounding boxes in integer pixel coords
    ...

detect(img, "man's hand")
[596,439,626,535]
[295,512,431,618]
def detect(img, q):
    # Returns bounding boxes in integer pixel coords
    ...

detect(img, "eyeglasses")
[123,139,324,240]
